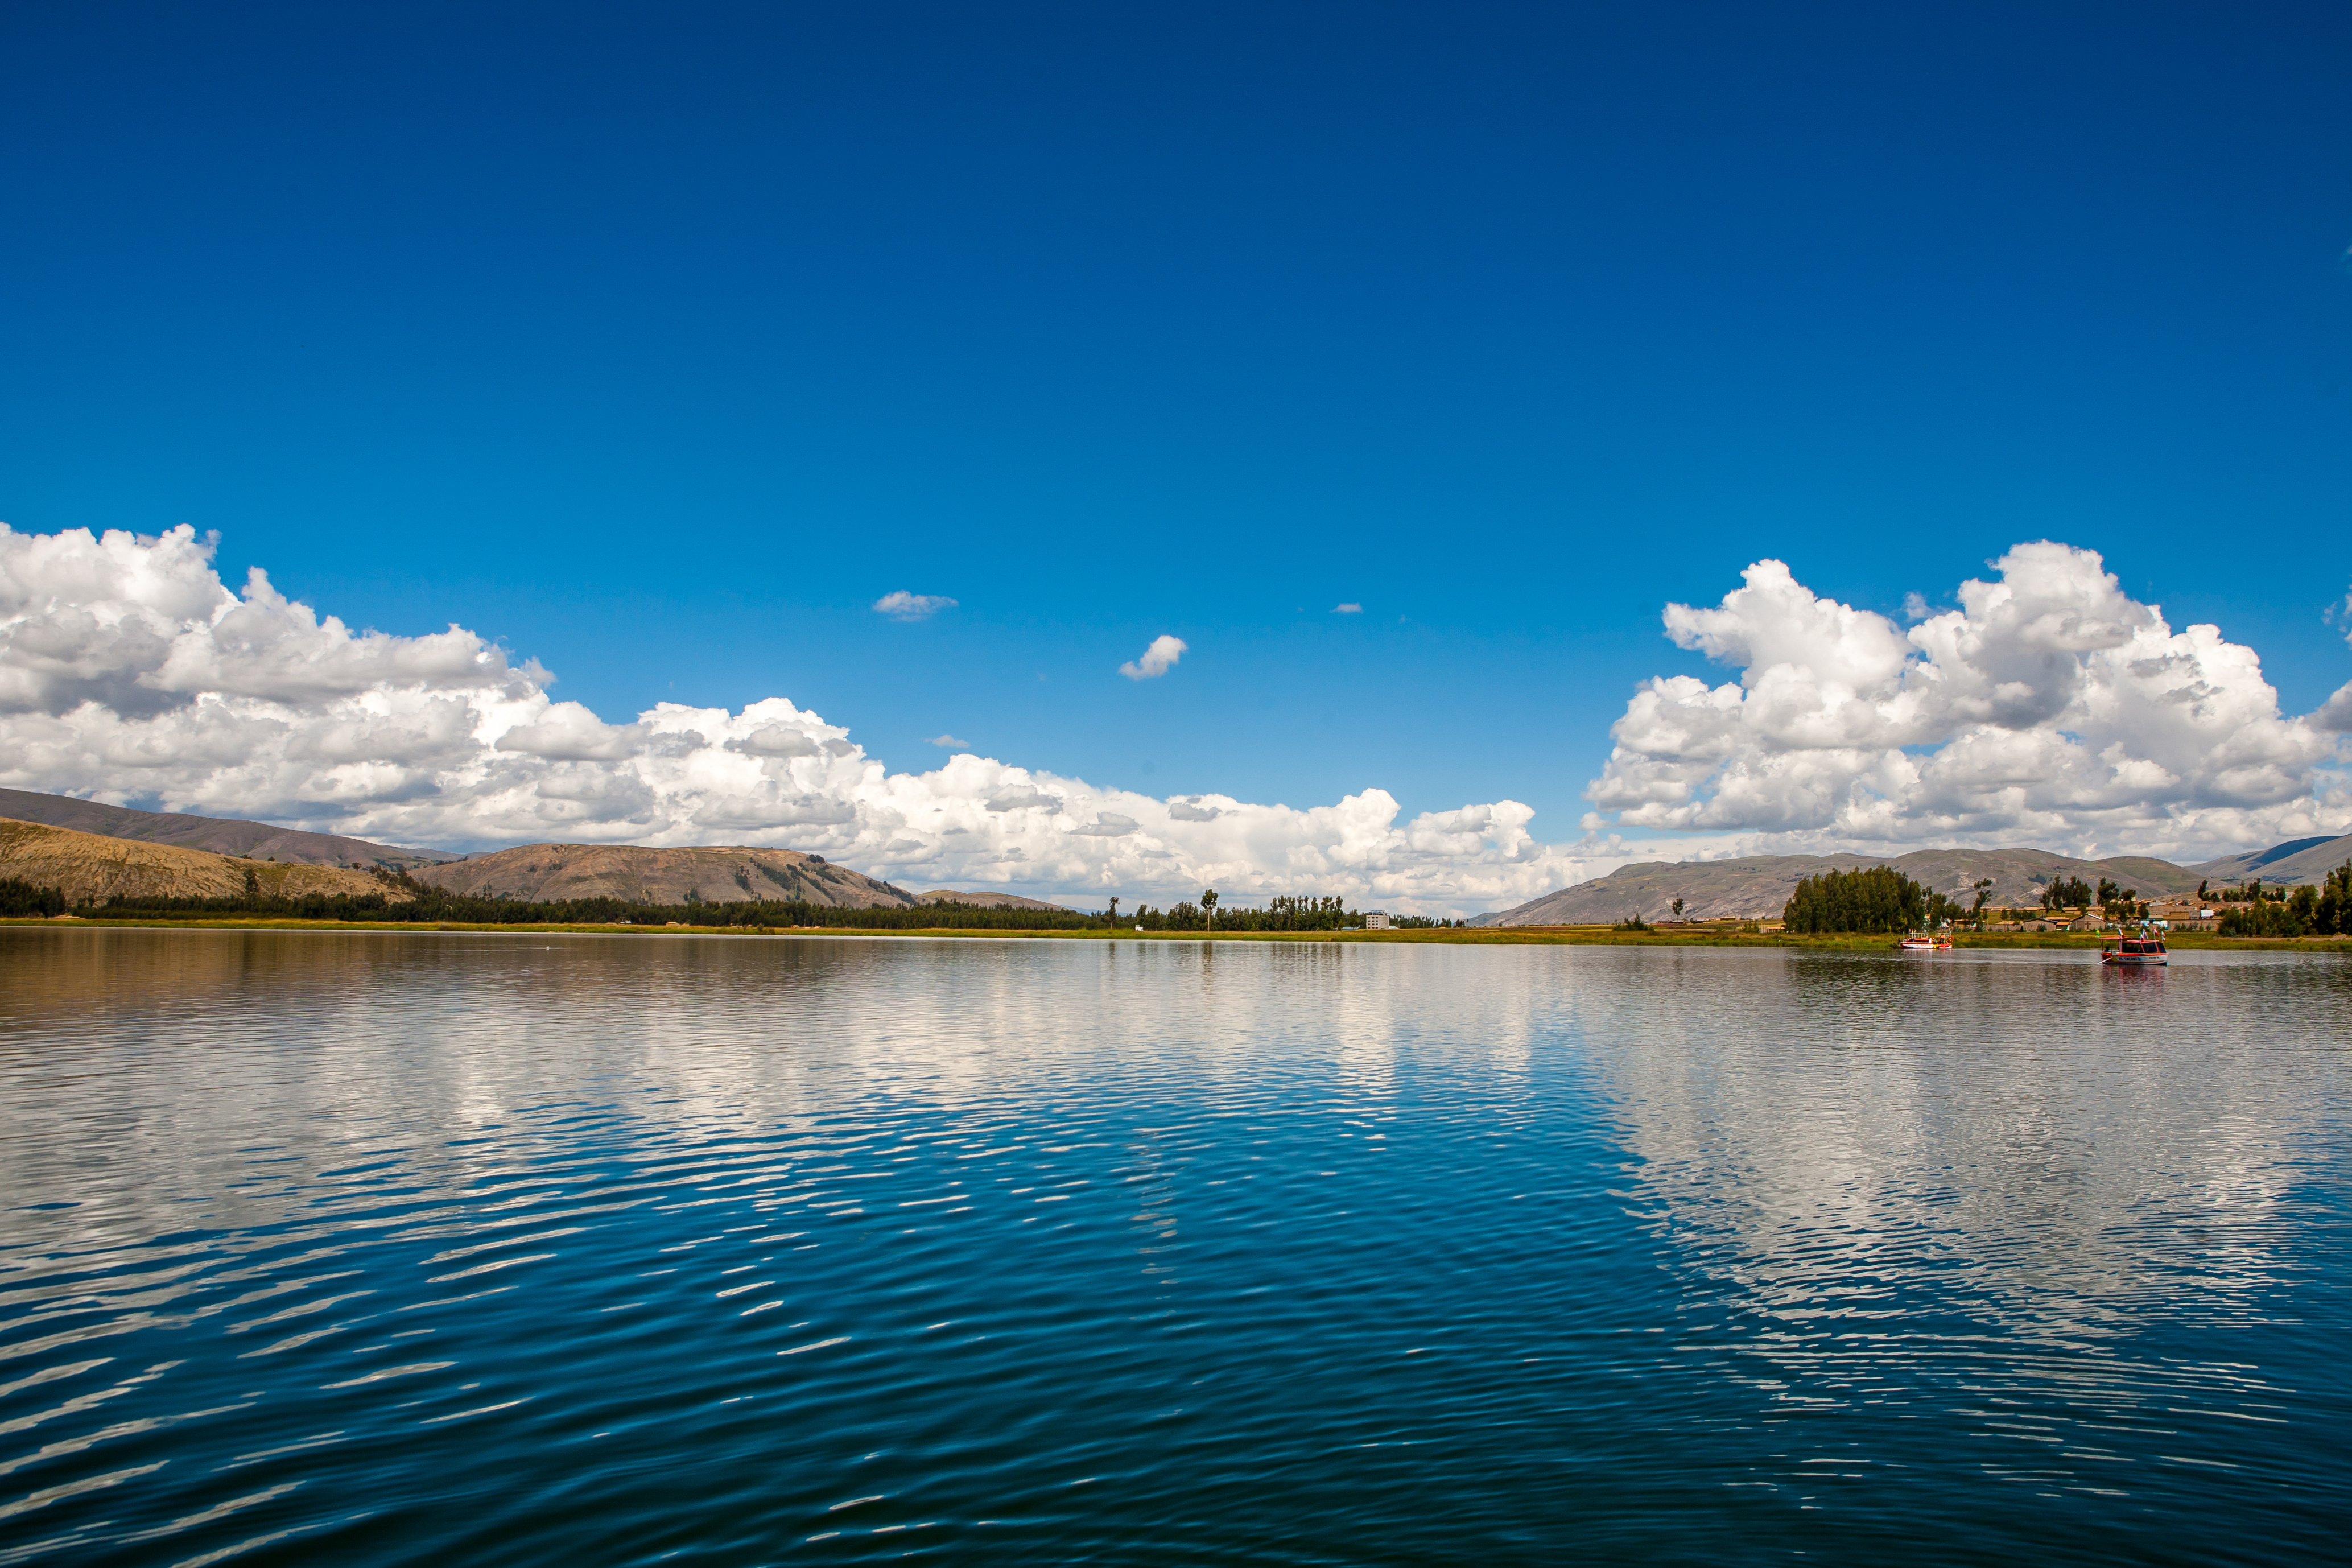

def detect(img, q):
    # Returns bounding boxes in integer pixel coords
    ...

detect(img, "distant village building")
[1364,910,1391,930]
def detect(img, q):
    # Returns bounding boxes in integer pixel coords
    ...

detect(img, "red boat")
[2101,931,2168,967]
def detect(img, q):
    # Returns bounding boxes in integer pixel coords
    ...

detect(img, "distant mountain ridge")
[6,787,2341,924]
[917,889,1082,911]
[2182,836,2352,888]
[1,817,408,905]
[411,843,912,908]
[1471,836,2350,926]
[0,788,457,870]
[0,788,907,909]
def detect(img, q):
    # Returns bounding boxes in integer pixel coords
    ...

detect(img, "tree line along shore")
[1768,862,2352,940]
[0,871,1462,934]
[3,888,2345,950]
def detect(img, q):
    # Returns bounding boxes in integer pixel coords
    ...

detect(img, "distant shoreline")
[6,917,2349,952]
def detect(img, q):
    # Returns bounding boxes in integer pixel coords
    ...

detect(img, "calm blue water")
[1,929,2346,1565]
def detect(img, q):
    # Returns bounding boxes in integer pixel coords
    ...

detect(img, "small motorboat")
[1897,934,1952,952]
[2102,929,2168,967]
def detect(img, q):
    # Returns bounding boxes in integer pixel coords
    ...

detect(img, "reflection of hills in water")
[1581,950,2318,1349]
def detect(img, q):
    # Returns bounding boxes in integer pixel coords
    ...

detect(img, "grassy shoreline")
[5,915,2348,952]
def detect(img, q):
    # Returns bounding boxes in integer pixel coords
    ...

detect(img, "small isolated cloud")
[1901,592,1932,621]
[1119,634,1187,680]
[873,591,957,622]
[1333,603,1363,614]
[926,733,971,749]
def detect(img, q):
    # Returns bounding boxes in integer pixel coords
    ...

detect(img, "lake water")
[1,929,2346,1565]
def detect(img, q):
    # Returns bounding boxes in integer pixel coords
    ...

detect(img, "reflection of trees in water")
[1578,950,2330,1350]
[1124,1124,1182,1288]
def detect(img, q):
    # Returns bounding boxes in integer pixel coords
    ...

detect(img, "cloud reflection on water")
[1577,950,2323,1347]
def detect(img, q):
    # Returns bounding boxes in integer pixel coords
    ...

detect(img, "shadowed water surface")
[0,929,2346,1563]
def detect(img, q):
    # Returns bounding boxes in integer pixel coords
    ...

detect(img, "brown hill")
[411,844,915,907]
[0,787,457,870]
[916,888,1082,911]
[1474,846,2207,926]
[0,817,407,905]
[2187,834,2351,888]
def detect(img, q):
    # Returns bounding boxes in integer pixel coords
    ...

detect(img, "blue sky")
[4,0,2350,849]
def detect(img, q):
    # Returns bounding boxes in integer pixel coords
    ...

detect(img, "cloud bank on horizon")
[0,526,1592,911]
[1,525,2345,913]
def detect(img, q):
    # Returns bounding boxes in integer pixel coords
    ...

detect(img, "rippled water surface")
[2,929,2347,1564]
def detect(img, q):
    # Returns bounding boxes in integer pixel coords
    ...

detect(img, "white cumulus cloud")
[925,733,971,749]
[1333,603,1363,614]
[873,591,957,621]
[1585,542,2352,859]
[0,525,1614,914]
[1119,634,1187,680]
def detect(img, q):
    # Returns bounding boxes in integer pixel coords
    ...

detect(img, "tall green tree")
[1783,866,1930,934]
[2040,876,2091,911]
[2221,898,2306,938]
[2316,861,2351,936]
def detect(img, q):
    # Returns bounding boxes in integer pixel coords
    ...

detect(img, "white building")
[1364,910,1391,930]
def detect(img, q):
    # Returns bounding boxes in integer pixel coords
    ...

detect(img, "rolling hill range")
[1468,841,2340,927]
[1,817,410,905]
[916,889,1081,911]
[2185,835,2352,888]
[409,844,914,907]
[0,788,457,870]
[9,784,2338,923]
[0,788,911,909]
